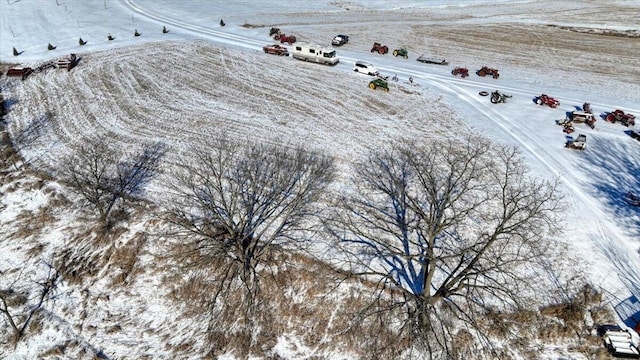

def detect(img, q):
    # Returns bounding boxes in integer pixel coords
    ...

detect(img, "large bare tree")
[329,137,564,358]
[59,138,165,226]
[165,136,334,330]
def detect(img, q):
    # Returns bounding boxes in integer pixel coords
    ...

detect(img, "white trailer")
[599,326,640,359]
[291,43,339,66]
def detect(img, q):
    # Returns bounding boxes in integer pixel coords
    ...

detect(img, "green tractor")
[392,48,408,59]
[369,78,389,92]
[269,27,281,36]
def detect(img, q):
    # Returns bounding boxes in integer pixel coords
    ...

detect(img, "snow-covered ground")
[1,0,640,358]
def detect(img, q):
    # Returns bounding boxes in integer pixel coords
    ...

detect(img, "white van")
[291,43,339,66]
[353,61,378,76]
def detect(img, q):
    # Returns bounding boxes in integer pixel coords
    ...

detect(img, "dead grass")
[163,248,415,358]
[109,232,147,285]
[54,231,110,285]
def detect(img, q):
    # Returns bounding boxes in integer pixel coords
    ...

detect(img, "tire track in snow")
[118,0,267,51]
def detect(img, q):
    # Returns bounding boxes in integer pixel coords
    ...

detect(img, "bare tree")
[0,261,60,345]
[165,136,334,331]
[328,137,564,358]
[59,138,165,226]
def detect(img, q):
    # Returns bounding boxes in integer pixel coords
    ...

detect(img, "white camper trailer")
[291,43,339,66]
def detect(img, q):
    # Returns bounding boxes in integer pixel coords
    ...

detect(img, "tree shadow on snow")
[596,240,640,328]
[580,135,640,240]
[583,136,640,316]
[1,97,19,116]
[614,295,640,330]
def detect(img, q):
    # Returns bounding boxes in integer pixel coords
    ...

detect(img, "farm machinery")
[476,66,499,79]
[604,109,635,127]
[561,123,575,134]
[368,78,389,92]
[565,134,587,150]
[451,67,469,78]
[392,48,408,59]
[533,94,560,108]
[417,55,448,65]
[270,28,296,44]
[567,111,596,129]
[557,111,596,133]
[490,90,512,104]
[56,53,78,71]
[371,42,389,54]
[278,34,297,44]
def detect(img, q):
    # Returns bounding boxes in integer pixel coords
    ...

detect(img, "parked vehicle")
[417,55,448,65]
[392,48,408,59]
[451,67,469,78]
[291,43,339,65]
[368,78,389,92]
[331,35,349,46]
[476,66,499,79]
[370,42,389,54]
[269,27,281,36]
[568,111,596,129]
[562,123,575,134]
[262,44,289,56]
[490,90,512,104]
[605,109,636,127]
[279,34,297,44]
[533,94,560,108]
[353,61,378,76]
[565,134,587,150]
[56,53,78,71]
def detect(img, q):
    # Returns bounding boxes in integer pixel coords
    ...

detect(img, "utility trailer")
[599,326,640,359]
[416,55,448,65]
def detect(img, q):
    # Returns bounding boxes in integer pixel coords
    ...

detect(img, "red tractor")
[605,109,635,127]
[278,34,297,44]
[371,42,389,54]
[451,67,469,78]
[533,94,560,108]
[476,66,499,79]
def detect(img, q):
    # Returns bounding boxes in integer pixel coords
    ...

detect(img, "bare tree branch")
[0,261,60,345]
[164,136,334,333]
[328,136,564,355]
[58,138,165,226]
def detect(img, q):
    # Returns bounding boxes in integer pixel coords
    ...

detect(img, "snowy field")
[1,0,640,358]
